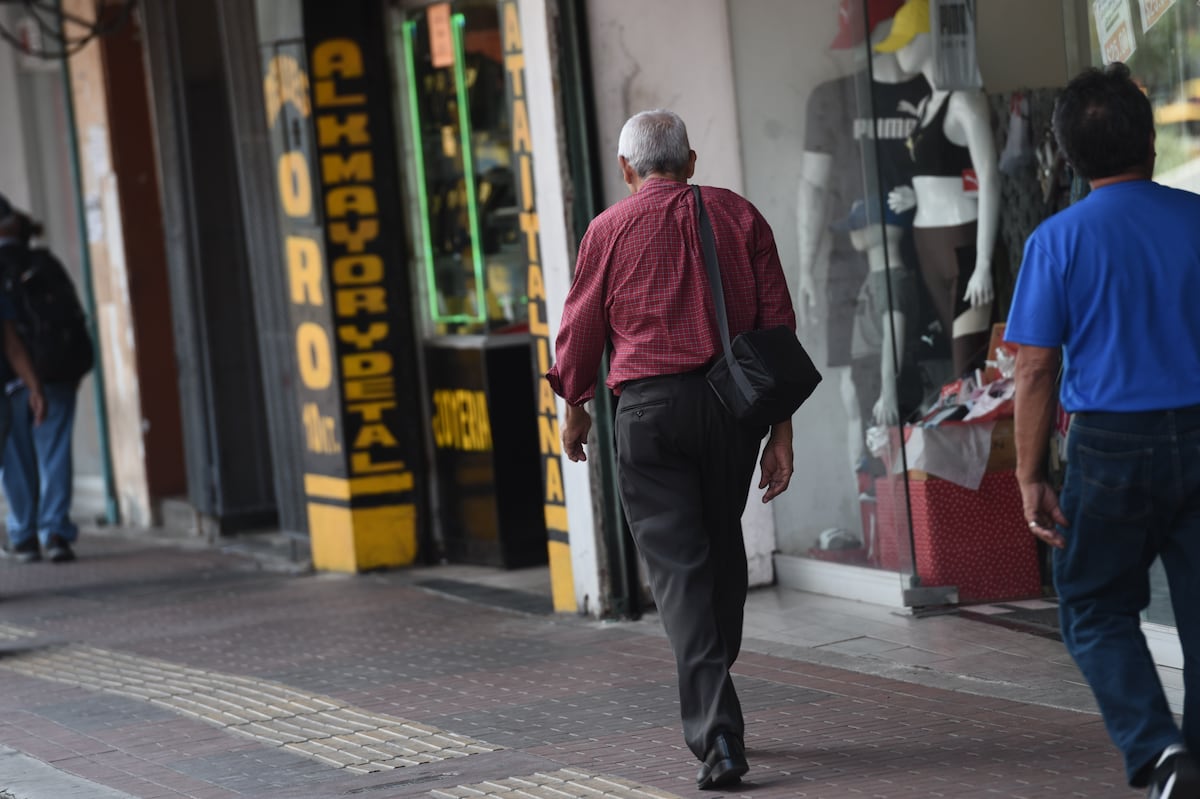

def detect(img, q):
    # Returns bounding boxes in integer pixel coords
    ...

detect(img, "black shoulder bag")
[693,185,822,427]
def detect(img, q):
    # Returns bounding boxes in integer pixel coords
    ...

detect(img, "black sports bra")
[907,93,974,178]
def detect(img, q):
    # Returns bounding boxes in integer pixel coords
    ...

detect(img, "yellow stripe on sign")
[544,504,568,532]
[307,502,418,572]
[547,539,575,613]
[304,473,414,500]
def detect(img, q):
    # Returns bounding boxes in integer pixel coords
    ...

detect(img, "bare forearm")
[1013,346,1060,484]
[3,322,40,395]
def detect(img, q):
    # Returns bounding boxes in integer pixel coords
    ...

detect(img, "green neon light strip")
[452,12,487,325]
[401,20,443,325]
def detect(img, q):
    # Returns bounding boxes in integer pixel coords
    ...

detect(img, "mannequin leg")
[839,369,862,476]
[953,302,993,378]
[826,254,870,475]
[914,230,955,337]
[951,244,994,376]
[914,223,979,377]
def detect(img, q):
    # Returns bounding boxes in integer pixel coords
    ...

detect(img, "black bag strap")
[693,185,755,402]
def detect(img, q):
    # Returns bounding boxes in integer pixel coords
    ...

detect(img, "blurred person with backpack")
[0,196,92,563]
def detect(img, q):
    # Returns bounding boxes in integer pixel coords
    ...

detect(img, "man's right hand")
[1019,478,1068,549]
[28,387,46,426]
[758,421,794,502]
[562,403,592,463]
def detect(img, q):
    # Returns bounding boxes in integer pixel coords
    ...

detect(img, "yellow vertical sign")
[263,25,420,572]
[499,1,574,612]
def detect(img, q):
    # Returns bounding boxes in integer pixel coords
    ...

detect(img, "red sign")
[428,3,454,69]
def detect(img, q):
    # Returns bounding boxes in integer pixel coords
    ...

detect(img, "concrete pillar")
[64,0,186,527]
[258,0,426,571]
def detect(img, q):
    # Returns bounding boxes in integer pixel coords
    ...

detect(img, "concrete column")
[257,0,427,571]
[64,0,186,527]
[513,0,601,614]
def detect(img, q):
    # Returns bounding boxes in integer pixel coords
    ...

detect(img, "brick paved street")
[0,531,1135,798]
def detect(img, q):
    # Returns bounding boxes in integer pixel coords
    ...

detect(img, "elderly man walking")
[547,109,798,790]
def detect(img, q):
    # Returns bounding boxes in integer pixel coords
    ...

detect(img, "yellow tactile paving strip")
[429,768,682,798]
[0,640,688,797]
[0,643,497,773]
[0,623,38,641]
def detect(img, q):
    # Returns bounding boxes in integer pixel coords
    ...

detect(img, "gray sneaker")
[2,539,41,563]
[45,535,74,564]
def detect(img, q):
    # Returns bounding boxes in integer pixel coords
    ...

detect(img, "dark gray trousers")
[614,370,765,760]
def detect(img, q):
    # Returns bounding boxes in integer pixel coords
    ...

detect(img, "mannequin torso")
[910,91,986,228]
[888,32,998,309]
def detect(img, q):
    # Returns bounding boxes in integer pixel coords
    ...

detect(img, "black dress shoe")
[696,732,748,790]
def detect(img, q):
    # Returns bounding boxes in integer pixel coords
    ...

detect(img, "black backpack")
[0,246,94,385]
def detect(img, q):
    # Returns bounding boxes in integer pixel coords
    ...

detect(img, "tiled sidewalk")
[0,532,1136,797]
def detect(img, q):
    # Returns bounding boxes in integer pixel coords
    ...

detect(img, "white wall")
[0,43,32,205]
[519,0,602,614]
[586,0,745,198]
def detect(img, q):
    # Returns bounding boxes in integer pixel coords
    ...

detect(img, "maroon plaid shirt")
[547,178,796,405]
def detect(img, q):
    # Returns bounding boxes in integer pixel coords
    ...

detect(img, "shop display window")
[730,0,930,585]
[1086,1,1200,194]
[732,1,1045,605]
[391,0,526,335]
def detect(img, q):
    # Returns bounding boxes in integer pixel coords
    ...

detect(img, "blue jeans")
[1055,407,1200,786]
[0,389,10,461]
[3,382,79,547]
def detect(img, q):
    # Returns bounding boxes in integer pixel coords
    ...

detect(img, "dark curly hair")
[1052,62,1155,181]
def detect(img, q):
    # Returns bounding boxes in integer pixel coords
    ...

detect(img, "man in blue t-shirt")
[1006,63,1200,798]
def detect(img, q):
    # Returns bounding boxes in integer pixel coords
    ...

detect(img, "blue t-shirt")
[1006,180,1200,412]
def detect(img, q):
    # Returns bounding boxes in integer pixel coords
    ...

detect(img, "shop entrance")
[386,0,550,571]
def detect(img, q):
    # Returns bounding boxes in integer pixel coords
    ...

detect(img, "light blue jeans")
[1055,407,1200,787]
[3,382,78,546]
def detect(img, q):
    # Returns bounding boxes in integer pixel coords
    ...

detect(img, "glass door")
[392,0,526,336]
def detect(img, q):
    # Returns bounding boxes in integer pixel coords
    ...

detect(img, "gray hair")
[617,109,691,178]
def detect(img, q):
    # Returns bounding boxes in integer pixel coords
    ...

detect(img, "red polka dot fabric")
[874,470,1043,602]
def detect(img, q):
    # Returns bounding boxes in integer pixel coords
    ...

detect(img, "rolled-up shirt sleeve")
[546,226,609,406]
